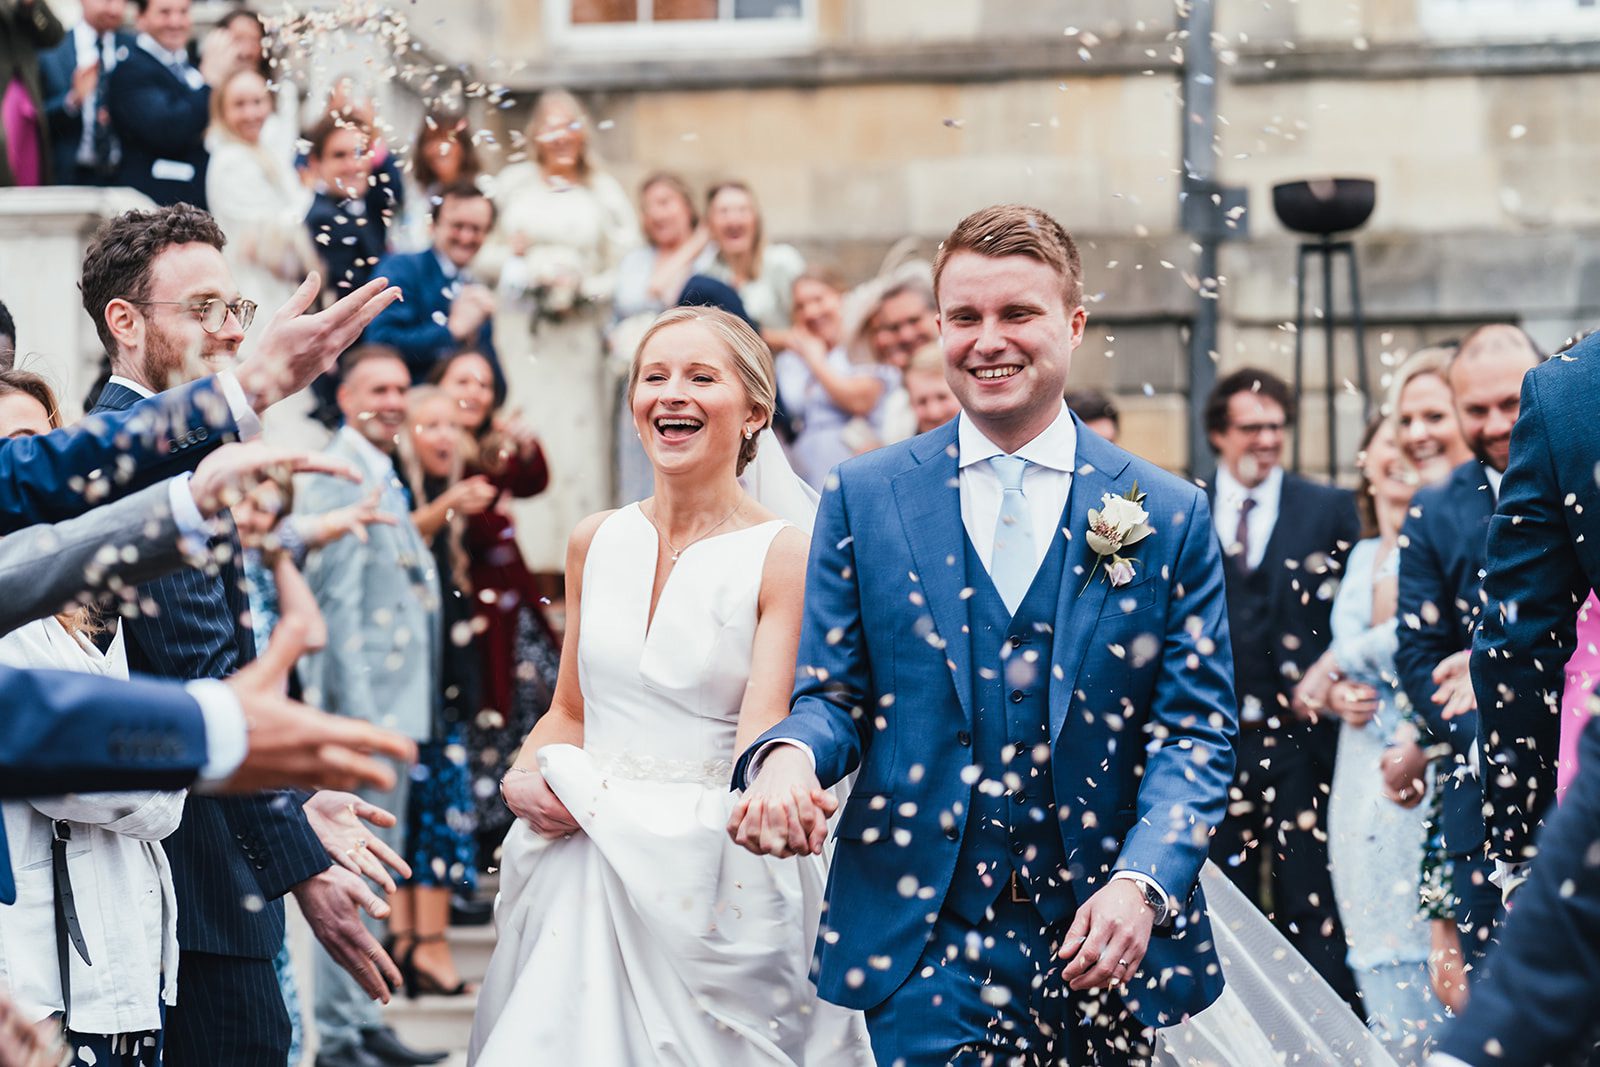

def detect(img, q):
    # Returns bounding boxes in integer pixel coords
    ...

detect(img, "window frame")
[547,0,818,55]
[1417,0,1600,39]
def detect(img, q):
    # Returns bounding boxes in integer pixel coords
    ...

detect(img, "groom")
[731,204,1238,1064]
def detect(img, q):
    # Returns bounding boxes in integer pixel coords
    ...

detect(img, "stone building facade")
[34,0,1600,473]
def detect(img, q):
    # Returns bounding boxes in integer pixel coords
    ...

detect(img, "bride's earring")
[743,428,754,440]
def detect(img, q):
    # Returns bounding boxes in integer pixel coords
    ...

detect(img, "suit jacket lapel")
[890,422,975,726]
[1049,425,1131,741]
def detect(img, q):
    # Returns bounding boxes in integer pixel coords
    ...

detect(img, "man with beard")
[1396,323,1543,985]
[81,204,439,1067]
[1200,366,1364,1011]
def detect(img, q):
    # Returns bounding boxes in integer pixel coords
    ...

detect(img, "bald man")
[1395,323,1543,980]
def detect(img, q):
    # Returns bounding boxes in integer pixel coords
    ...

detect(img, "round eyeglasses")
[128,297,258,333]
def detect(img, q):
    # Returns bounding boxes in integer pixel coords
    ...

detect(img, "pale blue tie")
[989,455,1036,614]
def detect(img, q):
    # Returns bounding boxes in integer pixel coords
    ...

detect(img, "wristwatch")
[1135,878,1171,924]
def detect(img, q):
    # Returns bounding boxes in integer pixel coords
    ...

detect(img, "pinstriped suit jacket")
[92,381,330,961]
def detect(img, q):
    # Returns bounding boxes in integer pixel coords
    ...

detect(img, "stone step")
[384,990,478,1055]
[448,923,497,985]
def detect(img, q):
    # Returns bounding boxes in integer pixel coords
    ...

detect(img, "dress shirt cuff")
[215,369,262,441]
[166,472,213,542]
[744,739,816,787]
[1489,858,1531,903]
[188,678,249,786]
[1110,870,1176,926]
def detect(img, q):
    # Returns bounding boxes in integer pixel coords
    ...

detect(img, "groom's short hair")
[932,204,1083,312]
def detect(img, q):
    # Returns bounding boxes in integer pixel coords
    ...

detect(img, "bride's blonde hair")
[627,307,775,475]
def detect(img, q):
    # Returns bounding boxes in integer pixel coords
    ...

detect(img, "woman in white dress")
[484,88,639,571]
[469,306,871,1066]
[204,64,322,446]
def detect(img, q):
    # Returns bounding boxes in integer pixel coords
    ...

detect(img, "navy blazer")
[93,382,330,959]
[1472,345,1600,863]
[735,418,1238,1026]
[0,375,232,533]
[1397,459,1496,855]
[1434,712,1600,1067]
[106,41,208,208]
[38,28,133,184]
[1204,472,1360,723]
[0,667,207,903]
[303,160,403,298]
[364,249,502,389]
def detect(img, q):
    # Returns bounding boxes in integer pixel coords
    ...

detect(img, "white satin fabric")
[1156,864,1400,1066]
[468,505,872,1066]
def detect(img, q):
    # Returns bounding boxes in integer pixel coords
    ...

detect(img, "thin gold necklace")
[647,501,742,564]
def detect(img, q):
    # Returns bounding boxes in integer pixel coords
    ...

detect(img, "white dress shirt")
[957,400,1076,576]
[135,32,204,90]
[1211,463,1283,571]
[70,22,119,165]
[104,372,260,784]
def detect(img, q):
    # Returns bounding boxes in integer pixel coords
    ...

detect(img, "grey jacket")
[0,480,196,637]
[295,430,440,741]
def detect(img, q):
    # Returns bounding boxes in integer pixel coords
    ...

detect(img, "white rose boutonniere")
[1081,482,1154,592]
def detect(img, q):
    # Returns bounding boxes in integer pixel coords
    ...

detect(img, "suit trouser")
[862,892,1154,1066]
[1449,852,1504,978]
[1208,722,1364,1014]
[164,952,290,1067]
[314,768,409,1054]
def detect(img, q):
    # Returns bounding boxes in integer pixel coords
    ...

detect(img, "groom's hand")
[1057,880,1155,991]
[727,746,837,858]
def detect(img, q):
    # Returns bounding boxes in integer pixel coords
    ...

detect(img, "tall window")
[555,0,813,52]
[1418,0,1600,38]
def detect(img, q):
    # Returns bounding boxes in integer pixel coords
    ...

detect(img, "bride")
[468,307,873,1065]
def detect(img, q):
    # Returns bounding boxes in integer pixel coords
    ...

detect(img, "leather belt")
[52,820,93,1028]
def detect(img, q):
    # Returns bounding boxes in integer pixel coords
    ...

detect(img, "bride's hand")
[727,746,837,858]
[502,767,581,839]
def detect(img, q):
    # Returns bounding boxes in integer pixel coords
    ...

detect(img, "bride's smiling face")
[632,321,761,478]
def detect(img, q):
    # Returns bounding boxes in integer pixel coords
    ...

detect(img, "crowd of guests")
[3,2,1600,1067]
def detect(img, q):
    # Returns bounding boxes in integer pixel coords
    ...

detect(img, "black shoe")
[315,1046,389,1067]
[361,1025,450,1065]
[449,892,493,927]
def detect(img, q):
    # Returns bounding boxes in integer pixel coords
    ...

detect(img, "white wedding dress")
[468,503,874,1066]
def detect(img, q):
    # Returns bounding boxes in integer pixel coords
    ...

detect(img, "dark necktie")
[1235,496,1256,573]
[90,36,116,176]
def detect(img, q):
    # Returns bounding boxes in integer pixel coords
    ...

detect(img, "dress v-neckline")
[636,505,783,643]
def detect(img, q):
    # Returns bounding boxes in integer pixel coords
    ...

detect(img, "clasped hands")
[725,747,1154,991]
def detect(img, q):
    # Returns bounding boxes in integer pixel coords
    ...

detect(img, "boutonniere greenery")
[1081,482,1153,593]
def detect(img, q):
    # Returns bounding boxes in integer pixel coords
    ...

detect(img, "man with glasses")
[1202,366,1363,1011]
[81,203,434,1067]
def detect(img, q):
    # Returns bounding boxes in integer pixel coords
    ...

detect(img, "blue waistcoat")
[944,515,1074,926]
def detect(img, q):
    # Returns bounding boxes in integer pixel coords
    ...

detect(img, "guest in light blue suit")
[731,205,1238,1065]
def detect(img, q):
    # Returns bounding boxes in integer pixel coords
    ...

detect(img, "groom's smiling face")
[938,252,1087,450]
